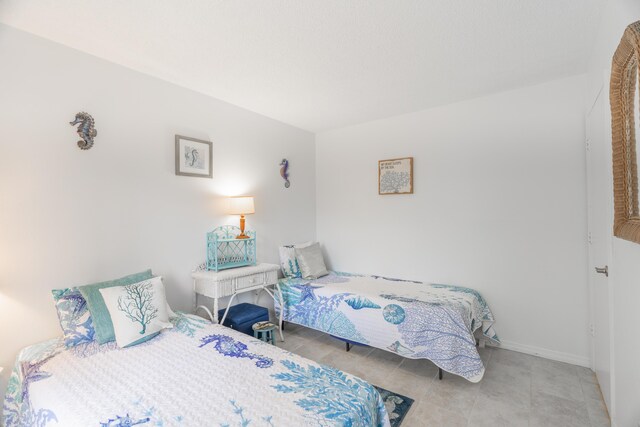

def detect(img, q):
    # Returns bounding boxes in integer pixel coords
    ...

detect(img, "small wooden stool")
[252,321,277,345]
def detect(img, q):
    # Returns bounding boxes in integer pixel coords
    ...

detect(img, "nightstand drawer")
[235,270,278,292]
[193,264,280,299]
[195,278,234,298]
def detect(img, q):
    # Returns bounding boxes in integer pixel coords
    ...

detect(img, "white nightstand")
[192,263,284,341]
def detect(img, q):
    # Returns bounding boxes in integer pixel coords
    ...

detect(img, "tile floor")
[279,323,610,427]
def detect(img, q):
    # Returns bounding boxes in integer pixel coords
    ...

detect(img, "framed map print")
[175,135,213,178]
[378,157,413,195]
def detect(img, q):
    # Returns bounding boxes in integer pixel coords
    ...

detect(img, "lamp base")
[236,214,250,239]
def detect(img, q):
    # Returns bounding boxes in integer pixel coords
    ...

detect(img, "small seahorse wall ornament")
[69,112,97,150]
[280,158,290,188]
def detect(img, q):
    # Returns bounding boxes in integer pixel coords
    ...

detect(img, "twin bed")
[4,313,389,426]
[3,266,498,426]
[276,272,499,383]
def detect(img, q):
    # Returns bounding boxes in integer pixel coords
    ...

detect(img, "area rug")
[373,385,414,427]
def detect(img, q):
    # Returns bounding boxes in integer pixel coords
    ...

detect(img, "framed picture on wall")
[175,135,213,178]
[378,157,413,195]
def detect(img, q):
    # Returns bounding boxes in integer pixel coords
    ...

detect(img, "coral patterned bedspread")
[276,272,500,382]
[3,313,389,427]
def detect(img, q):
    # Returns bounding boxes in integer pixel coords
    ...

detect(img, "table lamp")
[227,196,255,239]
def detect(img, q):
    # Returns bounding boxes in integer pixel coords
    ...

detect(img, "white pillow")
[295,243,329,279]
[279,241,313,278]
[99,277,173,348]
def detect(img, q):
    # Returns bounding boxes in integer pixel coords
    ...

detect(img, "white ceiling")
[0,1,605,132]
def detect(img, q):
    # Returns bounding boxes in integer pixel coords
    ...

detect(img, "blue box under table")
[218,303,269,336]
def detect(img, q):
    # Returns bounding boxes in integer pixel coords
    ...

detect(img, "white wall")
[316,75,591,366]
[586,1,640,426]
[0,24,315,396]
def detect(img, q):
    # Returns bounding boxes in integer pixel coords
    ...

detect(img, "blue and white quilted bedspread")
[276,272,500,382]
[3,313,389,427]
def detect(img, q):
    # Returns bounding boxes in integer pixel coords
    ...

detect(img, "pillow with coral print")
[278,241,313,278]
[52,287,95,348]
[99,277,173,348]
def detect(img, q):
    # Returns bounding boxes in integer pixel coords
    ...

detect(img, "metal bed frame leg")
[438,368,443,380]
[346,342,351,352]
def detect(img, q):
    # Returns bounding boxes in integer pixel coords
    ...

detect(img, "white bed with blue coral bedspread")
[276,272,499,383]
[3,313,389,427]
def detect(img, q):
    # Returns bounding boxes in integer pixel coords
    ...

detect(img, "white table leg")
[220,293,238,326]
[260,285,285,343]
[194,278,214,322]
[196,305,214,322]
[213,296,219,324]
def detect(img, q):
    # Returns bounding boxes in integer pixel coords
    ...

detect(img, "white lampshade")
[227,196,255,215]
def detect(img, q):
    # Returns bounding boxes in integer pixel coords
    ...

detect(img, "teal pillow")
[124,331,160,348]
[78,269,153,344]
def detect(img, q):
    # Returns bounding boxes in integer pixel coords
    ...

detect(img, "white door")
[585,78,614,413]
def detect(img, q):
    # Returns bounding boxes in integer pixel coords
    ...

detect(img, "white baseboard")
[487,339,591,368]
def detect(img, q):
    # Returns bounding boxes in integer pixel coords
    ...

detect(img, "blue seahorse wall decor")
[280,158,290,188]
[69,112,97,150]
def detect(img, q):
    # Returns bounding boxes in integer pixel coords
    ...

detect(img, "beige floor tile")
[367,348,406,365]
[280,325,610,427]
[319,347,361,374]
[531,357,579,382]
[277,335,306,353]
[585,396,611,427]
[423,373,482,416]
[530,353,583,405]
[484,358,531,390]
[531,369,584,403]
[380,367,434,400]
[477,346,494,364]
[530,390,591,427]
[293,337,336,361]
[316,333,349,352]
[489,348,537,370]
[403,400,468,427]
[347,343,375,357]
[286,326,324,340]
[580,378,605,402]
[576,366,599,385]
[281,321,301,332]
[479,377,530,411]
[468,394,529,427]
[589,412,612,427]
[397,357,441,379]
[358,357,401,387]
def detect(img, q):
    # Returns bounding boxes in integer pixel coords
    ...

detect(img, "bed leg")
[346,342,351,352]
[281,321,285,331]
[438,368,443,380]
